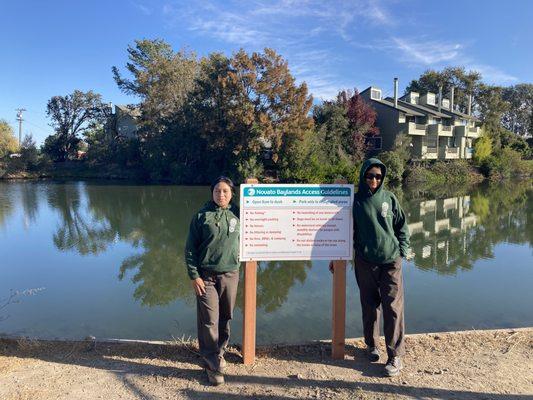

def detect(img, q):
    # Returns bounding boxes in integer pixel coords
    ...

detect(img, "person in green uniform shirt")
[331,158,410,377]
[185,176,240,386]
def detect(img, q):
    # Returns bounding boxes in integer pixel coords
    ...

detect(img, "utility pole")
[15,108,26,147]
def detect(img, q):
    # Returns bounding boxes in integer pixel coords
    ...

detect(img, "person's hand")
[191,278,206,296]
[329,261,335,274]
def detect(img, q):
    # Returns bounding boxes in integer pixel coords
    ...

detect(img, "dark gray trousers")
[196,269,239,369]
[354,256,405,358]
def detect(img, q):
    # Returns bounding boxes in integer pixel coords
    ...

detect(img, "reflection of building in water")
[407,195,478,274]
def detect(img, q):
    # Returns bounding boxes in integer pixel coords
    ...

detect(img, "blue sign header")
[243,186,351,197]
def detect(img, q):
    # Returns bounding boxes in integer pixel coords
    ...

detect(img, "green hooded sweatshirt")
[353,158,410,264]
[185,201,240,280]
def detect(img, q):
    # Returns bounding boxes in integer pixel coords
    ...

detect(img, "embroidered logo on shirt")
[381,202,389,218]
[229,218,238,233]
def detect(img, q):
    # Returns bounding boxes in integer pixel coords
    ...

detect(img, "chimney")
[394,78,398,108]
[450,87,455,111]
[467,94,472,115]
[438,86,442,113]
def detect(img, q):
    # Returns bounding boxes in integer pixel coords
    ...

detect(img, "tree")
[45,90,104,161]
[405,67,482,113]
[112,39,198,137]
[20,134,39,170]
[473,134,492,164]
[339,89,379,162]
[313,100,349,164]
[501,84,533,137]
[0,120,18,158]
[226,49,314,173]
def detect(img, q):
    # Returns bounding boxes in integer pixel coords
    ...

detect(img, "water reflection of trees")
[45,183,314,311]
[235,260,312,313]
[405,180,532,275]
[0,182,41,229]
[0,185,15,228]
[41,179,532,307]
[45,183,116,255]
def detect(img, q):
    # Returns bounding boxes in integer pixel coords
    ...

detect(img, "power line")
[15,108,26,146]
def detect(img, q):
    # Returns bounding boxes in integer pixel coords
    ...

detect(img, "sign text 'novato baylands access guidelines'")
[239,184,354,261]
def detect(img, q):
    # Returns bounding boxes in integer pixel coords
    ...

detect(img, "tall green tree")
[44,90,104,161]
[0,120,18,158]
[112,39,198,137]
[501,83,533,137]
[405,67,482,113]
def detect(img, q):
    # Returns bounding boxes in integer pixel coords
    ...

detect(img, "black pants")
[196,269,239,369]
[354,256,405,358]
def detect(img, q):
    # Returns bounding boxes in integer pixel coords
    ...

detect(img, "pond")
[1,180,532,344]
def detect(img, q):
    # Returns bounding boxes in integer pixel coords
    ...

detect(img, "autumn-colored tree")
[226,49,314,174]
[0,120,18,158]
[339,89,379,162]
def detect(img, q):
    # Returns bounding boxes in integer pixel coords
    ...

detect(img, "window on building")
[423,136,437,148]
[370,89,381,100]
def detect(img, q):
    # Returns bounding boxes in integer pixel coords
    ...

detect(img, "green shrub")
[480,148,524,180]
[473,135,492,164]
[378,151,404,183]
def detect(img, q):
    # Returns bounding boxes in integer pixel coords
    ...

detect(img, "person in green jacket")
[185,176,240,386]
[332,158,410,377]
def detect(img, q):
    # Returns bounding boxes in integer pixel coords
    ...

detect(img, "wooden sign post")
[240,178,351,364]
[242,178,258,365]
[332,178,347,359]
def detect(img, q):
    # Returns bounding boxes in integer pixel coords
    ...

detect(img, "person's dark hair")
[210,176,235,194]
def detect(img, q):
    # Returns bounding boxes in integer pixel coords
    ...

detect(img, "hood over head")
[358,158,387,196]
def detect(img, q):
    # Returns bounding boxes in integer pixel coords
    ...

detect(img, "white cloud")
[133,2,152,16]
[391,37,463,65]
[161,0,390,98]
[465,64,518,85]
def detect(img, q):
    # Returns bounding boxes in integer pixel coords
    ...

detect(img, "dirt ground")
[0,328,531,400]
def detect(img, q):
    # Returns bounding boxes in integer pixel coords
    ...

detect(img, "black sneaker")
[366,346,380,362]
[384,356,403,377]
[206,367,224,386]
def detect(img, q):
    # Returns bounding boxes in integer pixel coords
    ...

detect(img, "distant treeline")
[1,39,532,183]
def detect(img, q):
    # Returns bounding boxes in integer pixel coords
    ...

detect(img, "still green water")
[0,180,532,344]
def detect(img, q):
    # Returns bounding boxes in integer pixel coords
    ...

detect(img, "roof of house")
[360,87,424,116]
[116,104,141,118]
[394,98,452,119]
[422,104,480,122]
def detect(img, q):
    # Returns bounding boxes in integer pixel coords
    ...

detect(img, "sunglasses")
[365,173,382,181]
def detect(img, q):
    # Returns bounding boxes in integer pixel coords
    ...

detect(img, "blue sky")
[1,0,532,144]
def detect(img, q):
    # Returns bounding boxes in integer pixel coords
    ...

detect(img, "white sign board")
[239,184,354,261]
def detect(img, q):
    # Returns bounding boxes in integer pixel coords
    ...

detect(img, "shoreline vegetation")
[1,327,531,399]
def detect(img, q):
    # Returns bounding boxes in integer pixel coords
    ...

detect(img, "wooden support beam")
[332,178,348,360]
[331,258,347,359]
[242,177,258,365]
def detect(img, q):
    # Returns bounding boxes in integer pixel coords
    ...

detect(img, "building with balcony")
[360,79,481,160]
